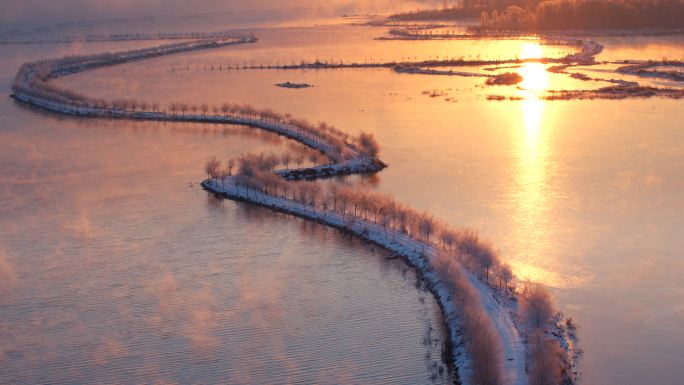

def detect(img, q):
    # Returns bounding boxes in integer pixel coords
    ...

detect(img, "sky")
[0,0,442,29]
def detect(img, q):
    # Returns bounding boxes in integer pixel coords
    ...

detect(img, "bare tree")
[358,132,380,157]
[294,153,305,168]
[226,159,235,176]
[205,155,222,181]
[281,152,292,169]
[419,213,435,243]
[498,263,513,293]
[521,284,555,329]
[308,152,320,167]
[527,331,565,385]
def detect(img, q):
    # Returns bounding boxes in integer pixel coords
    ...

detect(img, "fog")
[1,0,440,29]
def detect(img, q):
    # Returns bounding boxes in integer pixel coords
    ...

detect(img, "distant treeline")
[481,0,684,30]
[389,0,683,30]
[388,6,483,20]
[388,0,548,20]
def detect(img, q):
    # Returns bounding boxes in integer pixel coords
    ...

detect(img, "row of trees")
[387,0,545,21]
[207,150,575,385]
[12,37,385,166]
[205,150,330,182]
[433,250,503,385]
[214,153,518,294]
[480,0,684,31]
[170,103,381,162]
[389,6,484,21]
[209,154,507,385]
[18,76,361,163]
[520,285,571,385]
[12,35,255,111]
[388,0,682,29]
[3,31,246,44]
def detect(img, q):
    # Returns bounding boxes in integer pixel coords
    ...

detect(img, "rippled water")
[0,40,455,384]
[2,18,684,385]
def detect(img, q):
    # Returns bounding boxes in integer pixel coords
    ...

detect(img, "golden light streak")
[508,42,562,287]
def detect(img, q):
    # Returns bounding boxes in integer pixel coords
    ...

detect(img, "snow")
[561,40,603,64]
[202,177,531,385]
[12,89,384,178]
[395,65,491,77]
[463,270,527,385]
[1,31,246,45]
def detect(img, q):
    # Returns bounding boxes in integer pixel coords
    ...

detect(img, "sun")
[517,43,550,94]
[520,42,545,59]
[519,62,550,94]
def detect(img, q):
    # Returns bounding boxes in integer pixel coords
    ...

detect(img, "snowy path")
[464,271,527,385]
[204,178,529,385]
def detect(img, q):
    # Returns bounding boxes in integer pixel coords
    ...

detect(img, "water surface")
[2,20,684,385]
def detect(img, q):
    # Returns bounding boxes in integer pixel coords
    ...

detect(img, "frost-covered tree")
[521,284,555,329]
[205,156,222,181]
[358,132,380,158]
[527,331,565,385]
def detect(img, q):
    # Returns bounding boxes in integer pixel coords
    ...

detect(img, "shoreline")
[200,177,579,385]
[201,178,472,383]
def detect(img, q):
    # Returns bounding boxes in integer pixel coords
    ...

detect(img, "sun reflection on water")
[515,94,549,251]
[519,63,549,94]
[509,42,561,287]
[518,42,550,96]
[520,42,544,59]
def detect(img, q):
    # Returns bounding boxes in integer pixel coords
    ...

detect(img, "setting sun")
[520,42,545,59]
[519,62,550,94]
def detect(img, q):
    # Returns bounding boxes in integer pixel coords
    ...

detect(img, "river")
[1,16,683,385]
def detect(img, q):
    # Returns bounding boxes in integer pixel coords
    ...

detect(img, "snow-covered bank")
[202,176,580,385]
[11,90,384,177]
[617,61,684,82]
[10,36,385,180]
[380,26,602,62]
[11,35,256,110]
[395,65,491,77]
[559,39,602,64]
[201,177,479,384]
[542,84,684,100]
[0,31,245,45]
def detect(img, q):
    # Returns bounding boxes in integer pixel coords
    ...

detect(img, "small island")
[275,81,313,89]
[485,72,523,86]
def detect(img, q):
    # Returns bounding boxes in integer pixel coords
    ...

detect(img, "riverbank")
[202,176,579,385]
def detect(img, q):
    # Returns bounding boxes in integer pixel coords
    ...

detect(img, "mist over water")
[1,11,683,385]
[0,0,442,30]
